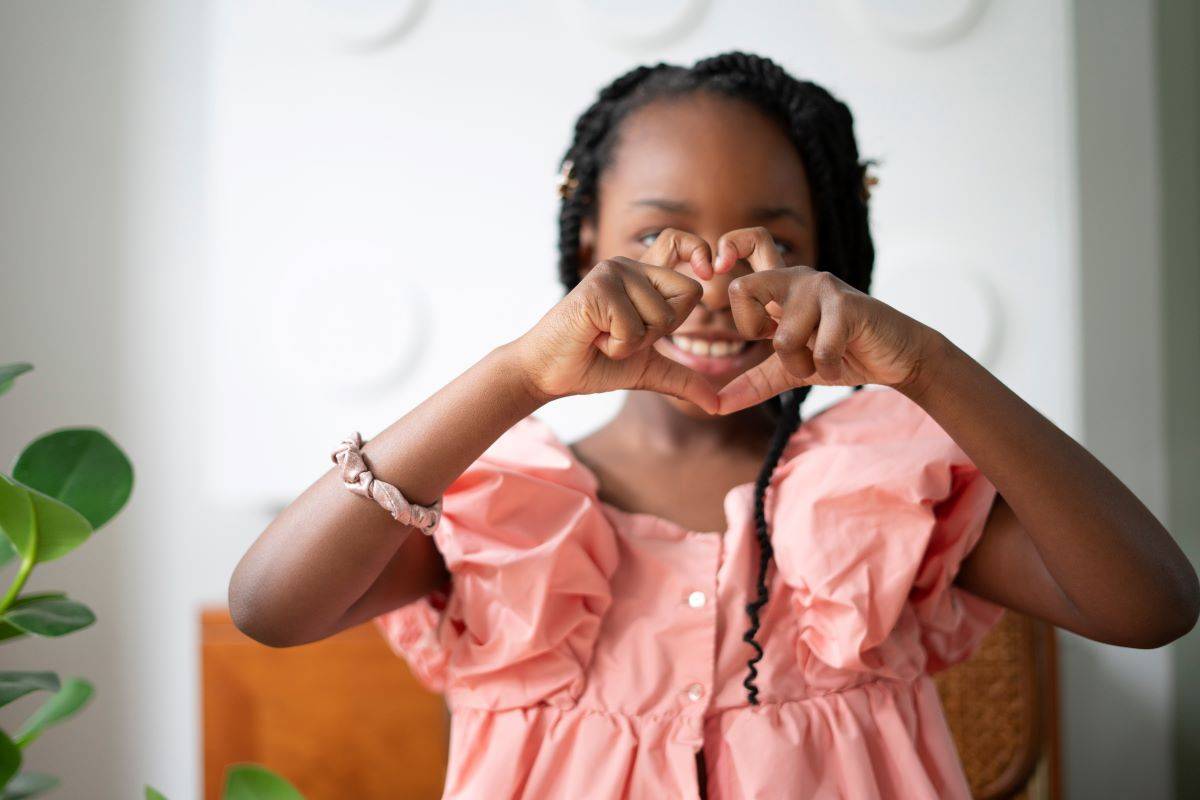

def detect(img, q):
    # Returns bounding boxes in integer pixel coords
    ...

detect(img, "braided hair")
[555,52,875,705]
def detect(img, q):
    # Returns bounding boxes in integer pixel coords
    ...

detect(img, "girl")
[229,53,1198,799]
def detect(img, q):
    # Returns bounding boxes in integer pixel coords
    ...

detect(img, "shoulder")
[772,387,977,498]
[794,387,953,447]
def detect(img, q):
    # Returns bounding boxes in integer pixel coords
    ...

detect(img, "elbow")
[1129,610,1197,650]
[228,565,307,649]
[1127,563,1200,649]
[1158,566,1200,647]
[1162,555,1200,646]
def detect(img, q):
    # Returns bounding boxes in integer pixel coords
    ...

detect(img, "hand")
[512,231,720,414]
[713,227,943,414]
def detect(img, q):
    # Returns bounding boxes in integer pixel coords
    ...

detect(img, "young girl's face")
[579,92,818,417]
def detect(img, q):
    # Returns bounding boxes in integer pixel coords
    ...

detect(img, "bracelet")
[331,433,442,536]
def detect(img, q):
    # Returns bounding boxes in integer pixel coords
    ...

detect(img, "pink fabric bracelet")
[331,433,442,536]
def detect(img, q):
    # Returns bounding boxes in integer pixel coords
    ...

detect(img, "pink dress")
[375,387,1005,799]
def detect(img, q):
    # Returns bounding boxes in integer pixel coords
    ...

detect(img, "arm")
[712,226,1199,650]
[228,344,544,647]
[903,335,1199,648]
[229,249,716,647]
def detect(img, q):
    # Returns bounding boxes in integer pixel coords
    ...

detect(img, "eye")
[773,238,793,257]
[637,230,661,248]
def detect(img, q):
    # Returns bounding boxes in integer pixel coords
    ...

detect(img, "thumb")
[716,354,800,414]
[634,351,719,415]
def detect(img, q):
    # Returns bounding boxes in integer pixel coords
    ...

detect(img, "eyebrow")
[631,198,807,226]
[631,198,692,213]
[751,206,808,226]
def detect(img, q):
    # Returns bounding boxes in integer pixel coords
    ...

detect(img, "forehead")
[598,92,811,214]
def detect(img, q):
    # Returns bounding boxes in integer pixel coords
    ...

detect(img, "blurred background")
[0,0,1196,797]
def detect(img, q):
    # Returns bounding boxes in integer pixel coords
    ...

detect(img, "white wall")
[0,2,133,793]
[0,0,212,795]
[1067,1,1174,797]
[0,1,1178,797]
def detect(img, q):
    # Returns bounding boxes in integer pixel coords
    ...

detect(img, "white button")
[687,590,707,609]
[685,683,705,702]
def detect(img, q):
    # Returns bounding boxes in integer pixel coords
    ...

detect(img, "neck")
[607,390,777,456]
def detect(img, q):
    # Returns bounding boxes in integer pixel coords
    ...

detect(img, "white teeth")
[670,335,747,358]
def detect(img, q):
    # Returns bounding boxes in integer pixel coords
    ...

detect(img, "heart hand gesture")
[713,227,940,414]
[513,233,721,414]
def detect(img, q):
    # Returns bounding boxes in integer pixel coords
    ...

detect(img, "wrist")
[489,340,555,413]
[895,328,958,406]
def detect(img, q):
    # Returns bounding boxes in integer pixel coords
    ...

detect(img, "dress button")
[685,683,705,702]
[687,590,707,609]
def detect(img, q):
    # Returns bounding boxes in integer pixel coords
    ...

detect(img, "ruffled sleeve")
[908,453,1006,673]
[373,417,619,710]
[374,587,451,692]
[769,388,1006,679]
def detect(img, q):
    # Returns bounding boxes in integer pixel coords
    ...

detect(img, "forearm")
[901,334,1199,643]
[229,342,544,645]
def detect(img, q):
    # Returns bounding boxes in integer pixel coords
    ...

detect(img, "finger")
[590,282,646,361]
[619,267,679,344]
[615,257,704,333]
[772,295,820,380]
[727,271,791,340]
[811,293,848,382]
[642,229,714,280]
[714,227,785,275]
[636,350,719,415]
[715,354,798,415]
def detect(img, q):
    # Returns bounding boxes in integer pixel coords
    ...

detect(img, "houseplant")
[0,362,304,799]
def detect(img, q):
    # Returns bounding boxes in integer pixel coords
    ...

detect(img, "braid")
[554,52,875,705]
[557,62,678,291]
[742,386,807,704]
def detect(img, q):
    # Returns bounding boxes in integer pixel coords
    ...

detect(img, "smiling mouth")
[658,334,763,378]
[667,335,749,357]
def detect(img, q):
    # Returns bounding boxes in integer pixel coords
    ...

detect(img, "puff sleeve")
[373,417,620,710]
[769,389,1006,680]
[908,454,1006,673]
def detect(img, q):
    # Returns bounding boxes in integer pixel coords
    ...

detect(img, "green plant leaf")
[0,729,20,785]
[144,786,168,800]
[12,429,133,530]
[0,672,59,708]
[24,490,90,564]
[6,593,65,606]
[223,764,305,800]
[1,598,94,638]
[0,476,35,564]
[0,537,14,570]
[0,771,58,799]
[0,595,67,645]
[14,678,92,747]
[0,364,32,399]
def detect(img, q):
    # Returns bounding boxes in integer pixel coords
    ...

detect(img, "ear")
[577,218,597,281]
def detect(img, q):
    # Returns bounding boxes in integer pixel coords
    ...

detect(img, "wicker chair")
[934,611,1061,799]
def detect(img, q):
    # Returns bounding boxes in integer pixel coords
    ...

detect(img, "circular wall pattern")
[871,263,1001,367]
[306,0,430,51]
[268,264,428,394]
[559,0,709,51]
[843,0,988,49]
